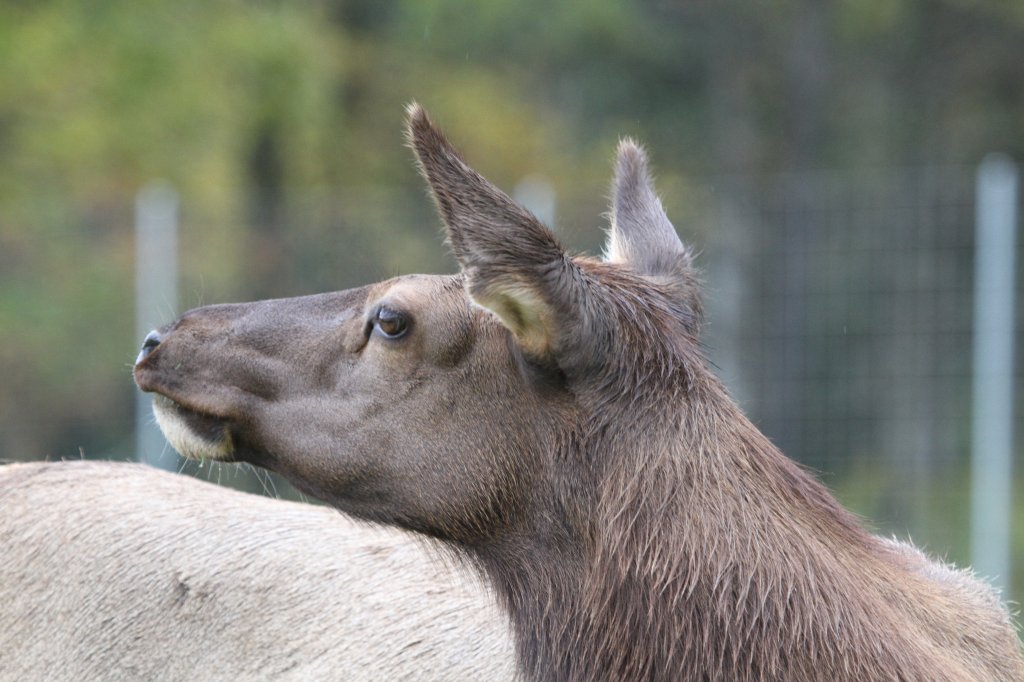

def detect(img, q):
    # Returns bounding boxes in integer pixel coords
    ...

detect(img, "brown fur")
[135,105,1024,681]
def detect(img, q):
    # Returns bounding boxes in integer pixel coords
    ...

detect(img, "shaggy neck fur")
[475,348,1022,682]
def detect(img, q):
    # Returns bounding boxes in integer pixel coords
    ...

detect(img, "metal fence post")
[135,182,179,470]
[970,155,1018,592]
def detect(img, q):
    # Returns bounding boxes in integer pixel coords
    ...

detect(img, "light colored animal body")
[0,460,516,681]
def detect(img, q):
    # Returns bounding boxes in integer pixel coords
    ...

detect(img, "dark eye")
[374,306,409,339]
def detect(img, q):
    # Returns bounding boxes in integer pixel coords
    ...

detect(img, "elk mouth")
[150,394,236,462]
[134,355,238,462]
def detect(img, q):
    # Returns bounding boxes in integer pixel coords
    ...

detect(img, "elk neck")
[466,350,945,681]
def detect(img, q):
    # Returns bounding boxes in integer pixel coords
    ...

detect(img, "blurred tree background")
[1,1,1023,598]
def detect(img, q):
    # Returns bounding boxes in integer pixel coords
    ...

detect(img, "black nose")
[136,330,162,364]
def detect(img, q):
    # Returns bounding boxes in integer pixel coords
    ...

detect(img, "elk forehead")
[367,275,467,327]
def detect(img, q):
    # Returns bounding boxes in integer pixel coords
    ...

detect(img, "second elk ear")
[605,140,702,330]
[406,103,588,362]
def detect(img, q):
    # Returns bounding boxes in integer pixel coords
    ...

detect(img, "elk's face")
[135,275,560,542]
[135,105,700,545]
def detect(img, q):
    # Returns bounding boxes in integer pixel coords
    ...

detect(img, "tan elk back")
[134,105,1024,681]
[0,460,516,681]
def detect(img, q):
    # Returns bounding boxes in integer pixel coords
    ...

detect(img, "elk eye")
[374,306,409,339]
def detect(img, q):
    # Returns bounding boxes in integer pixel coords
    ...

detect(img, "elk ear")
[406,103,579,358]
[605,140,700,322]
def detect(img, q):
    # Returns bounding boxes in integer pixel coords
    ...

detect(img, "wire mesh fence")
[699,164,1021,595]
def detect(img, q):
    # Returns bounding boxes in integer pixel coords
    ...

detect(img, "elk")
[133,104,1024,681]
[0,460,516,681]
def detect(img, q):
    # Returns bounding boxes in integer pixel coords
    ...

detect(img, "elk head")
[133,104,701,552]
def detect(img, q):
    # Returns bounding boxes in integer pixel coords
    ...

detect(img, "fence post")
[135,182,179,470]
[970,155,1018,592]
[514,175,556,228]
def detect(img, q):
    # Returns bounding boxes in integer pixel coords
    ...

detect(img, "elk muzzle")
[134,321,237,461]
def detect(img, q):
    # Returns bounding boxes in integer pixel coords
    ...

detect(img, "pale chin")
[152,399,234,461]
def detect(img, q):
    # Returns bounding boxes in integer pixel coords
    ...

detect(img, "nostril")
[136,330,162,364]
